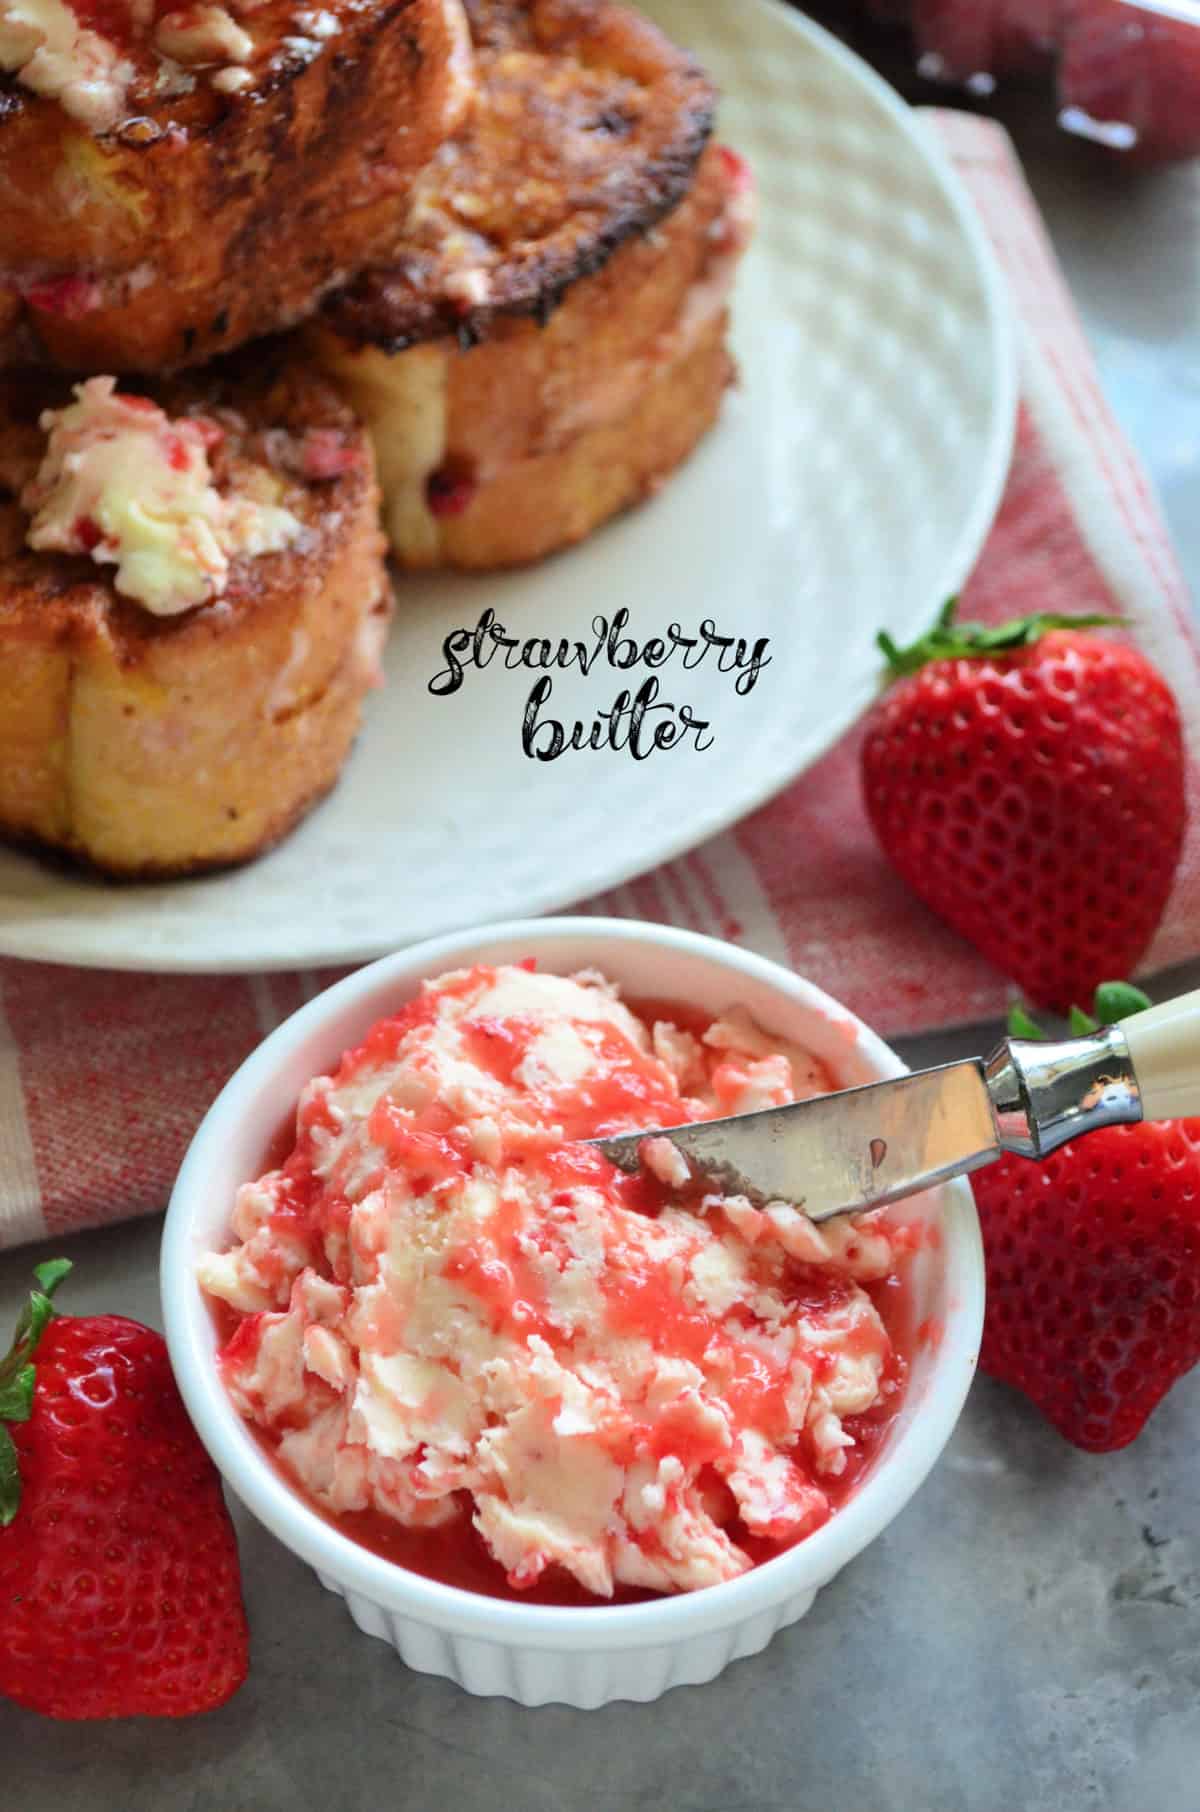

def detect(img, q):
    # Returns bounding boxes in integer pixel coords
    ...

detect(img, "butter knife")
[592,988,1200,1222]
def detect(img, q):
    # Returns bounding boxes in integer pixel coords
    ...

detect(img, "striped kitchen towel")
[1,110,1197,1249]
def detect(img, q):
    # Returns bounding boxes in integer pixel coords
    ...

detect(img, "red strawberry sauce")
[230,1376,906,1609]
[22,275,103,319]
[212,988,918,1606]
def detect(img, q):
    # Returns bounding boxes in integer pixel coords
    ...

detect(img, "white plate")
[0,0,1015,973]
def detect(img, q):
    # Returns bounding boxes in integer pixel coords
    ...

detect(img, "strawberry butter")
[200,964,913,1601]
[21,376,302,615]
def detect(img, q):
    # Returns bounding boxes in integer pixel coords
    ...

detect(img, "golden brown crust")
[0,353,391,877]
[324,0,716,351]
[0,0,474,372]
[313,138,745,568]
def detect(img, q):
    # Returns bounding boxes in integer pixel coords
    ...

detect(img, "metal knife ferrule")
[985,1025,1143,1160]
[590,1012,1167,1224]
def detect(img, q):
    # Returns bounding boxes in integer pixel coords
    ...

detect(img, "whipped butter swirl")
[22,375,302,615]
[201,964,910,1599]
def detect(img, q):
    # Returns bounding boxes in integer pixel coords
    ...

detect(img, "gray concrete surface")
[3,65,1199,1812]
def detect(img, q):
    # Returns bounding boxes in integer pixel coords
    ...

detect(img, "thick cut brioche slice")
[313,0,749,569]
[0,357,390,877]
[404,311,734,569]
[0,0,474,373]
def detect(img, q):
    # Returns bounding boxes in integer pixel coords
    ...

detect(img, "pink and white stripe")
[0,113,1195,1249]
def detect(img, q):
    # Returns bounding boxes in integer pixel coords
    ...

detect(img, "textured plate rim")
[0,0,1017,974]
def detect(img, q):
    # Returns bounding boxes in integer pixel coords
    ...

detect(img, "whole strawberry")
[861,602,1186,1012]
[1059,0,1200,164]
[978,985,1200,1451]
[0,1262,248,1720]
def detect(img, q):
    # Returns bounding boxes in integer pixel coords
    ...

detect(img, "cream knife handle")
[1120,988,1200,1122]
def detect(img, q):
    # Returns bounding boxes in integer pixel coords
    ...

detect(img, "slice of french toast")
[0,354,390,877]
[312,0,752,569]
[0,0,474,373]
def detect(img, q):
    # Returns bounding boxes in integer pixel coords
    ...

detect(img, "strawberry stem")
[1007,1004,1047,1041]
[1008,981,1153,1045]
[1093,981,1151,1026]
[877,597,1119,680]
[0,1258,71,1527]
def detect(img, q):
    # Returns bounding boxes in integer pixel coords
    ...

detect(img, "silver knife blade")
[592,1060,1002,1222]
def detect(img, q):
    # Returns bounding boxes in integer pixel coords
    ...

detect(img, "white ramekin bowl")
[162,918,984,1708]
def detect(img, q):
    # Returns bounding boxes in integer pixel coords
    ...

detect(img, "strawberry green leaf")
[19,1291,54,1351]
[1,1258,70,1386]
[33,1258,72,1297]
[1093,981,1153,1026]
[1008,1004,1047,1041]
[0,1366,34,1423]
[0,1425,19,1528]
[3,1293,54,1386]
[877,597,1120,680]
[1069,1005,1099,1036]
[0,1258,71,1523]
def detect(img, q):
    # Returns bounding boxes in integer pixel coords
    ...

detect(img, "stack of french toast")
[0,0,753,877]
